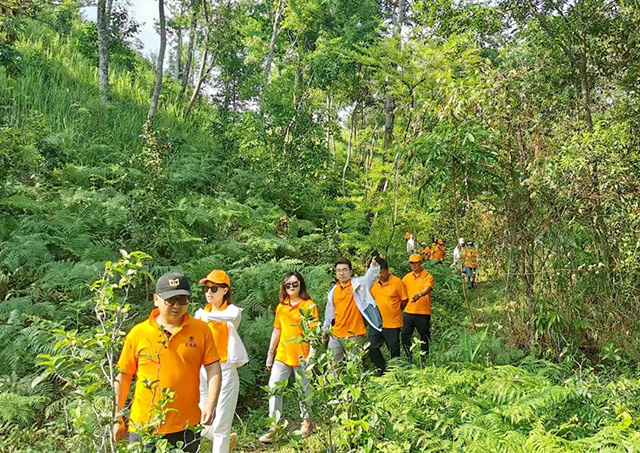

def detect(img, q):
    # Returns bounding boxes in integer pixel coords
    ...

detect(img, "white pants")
[268,360,311,421]
[199,362,240,453]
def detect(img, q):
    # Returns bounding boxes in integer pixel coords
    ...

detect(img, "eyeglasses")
[202,285,222,294]
[284,281,300,289]
[335,268,351,274]
[164,297,190,306]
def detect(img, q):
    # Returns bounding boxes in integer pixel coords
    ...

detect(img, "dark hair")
[377,257,389,270]
[217,283,233,304]
[335,257,352,271]
[279,271,311,303]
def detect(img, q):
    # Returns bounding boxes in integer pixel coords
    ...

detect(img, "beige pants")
[268,360,311,421]
[327,334,366,362]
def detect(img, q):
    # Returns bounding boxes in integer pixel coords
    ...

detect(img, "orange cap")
[409,254,423,263]
[200,269,231,287]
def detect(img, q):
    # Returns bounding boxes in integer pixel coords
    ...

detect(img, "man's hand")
[371,256,379,267]
[412,294,422,303]
[322,332,329,344]
[112,421,127,443]
[266,353,274,371]
[200,404,216,425]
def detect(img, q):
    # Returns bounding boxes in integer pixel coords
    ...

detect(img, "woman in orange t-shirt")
[259,272,318,444]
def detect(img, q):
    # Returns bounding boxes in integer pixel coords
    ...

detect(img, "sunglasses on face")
[284,281,300,289]
[202,285,223,294]
[164,298,190,306]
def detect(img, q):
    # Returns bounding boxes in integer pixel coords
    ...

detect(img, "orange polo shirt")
[274,298,319,367]
[117,309,220,434]
[402,269,434,315]
[464,248,478,268]
[203,302,229,362]
[369,275,408,329]
[332,281,366,339]
[432,245,445,261]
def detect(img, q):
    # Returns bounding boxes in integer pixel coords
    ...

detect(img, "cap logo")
[168,279,180,287]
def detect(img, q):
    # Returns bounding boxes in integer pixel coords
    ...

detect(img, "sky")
[82,0,160,57]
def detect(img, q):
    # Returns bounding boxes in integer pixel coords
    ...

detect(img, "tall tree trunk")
[184,48,212,116]
[342,103,357,196]
[578,36,611,277]
[264,0,286,85]
[452,159,477,332]
[175,27,183,80]
[148,0,167,123]
[179,4,198,102]
[97,0,110,103]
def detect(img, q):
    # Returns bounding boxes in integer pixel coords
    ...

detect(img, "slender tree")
[148,0,167,123]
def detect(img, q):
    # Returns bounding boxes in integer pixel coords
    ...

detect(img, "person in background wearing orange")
[112,272,222,452]
[431,239,446,264]
[463,241,479,289]
[404,230,412,242]
[419,242,431,260]
[195,270,248,453]
[401,255,434,360]
[259,272,319,443]
[368,257,408,374]
[323,256,382,362]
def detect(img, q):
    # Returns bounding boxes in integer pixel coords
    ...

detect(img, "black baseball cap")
[155,272,191,299]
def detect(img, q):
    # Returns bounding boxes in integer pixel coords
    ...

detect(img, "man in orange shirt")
[112,272,222,452]
[401,255,434,360]
[463,241,479,289]
[323,256,382,362]
[368,257,408,374]
[431,239,446,264]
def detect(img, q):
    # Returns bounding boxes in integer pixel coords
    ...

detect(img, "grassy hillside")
[2,14,640,453]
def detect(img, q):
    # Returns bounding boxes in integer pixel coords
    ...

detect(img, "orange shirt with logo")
[274,298,319,367]
[370,275,408,328]
[117,309,220,434]
[203,302,229,362]
[402,269,434,315]
[332,281,366,339]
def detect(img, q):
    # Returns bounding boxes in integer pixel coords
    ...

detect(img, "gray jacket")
[323,264,383,333]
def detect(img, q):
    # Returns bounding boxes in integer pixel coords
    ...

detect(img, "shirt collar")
[412,269,426,279]
[338,280,352,289]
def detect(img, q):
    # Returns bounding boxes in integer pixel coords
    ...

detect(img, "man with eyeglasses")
[323,256,383,362]
[112,272,222,452]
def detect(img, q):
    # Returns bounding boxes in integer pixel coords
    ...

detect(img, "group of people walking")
[111,240,470,452]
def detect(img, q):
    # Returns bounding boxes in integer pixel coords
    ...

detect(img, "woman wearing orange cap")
[195,270,248,453]
[259,271,318,444]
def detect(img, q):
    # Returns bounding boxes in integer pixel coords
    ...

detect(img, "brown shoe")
[229,432,237,451]
[258,430,275,444]
[300,418,314,438]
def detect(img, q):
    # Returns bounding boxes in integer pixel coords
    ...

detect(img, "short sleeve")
[274,305,282,330]
[308,302,319,328]
[202,326,220,366]
[117,331,138,375]
[398,279,408,301]
[426,273,434,290]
